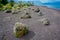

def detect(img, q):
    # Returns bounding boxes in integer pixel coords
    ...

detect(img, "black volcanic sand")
[0,6,60,40]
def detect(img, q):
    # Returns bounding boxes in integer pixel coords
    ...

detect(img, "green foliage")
[18,1,26,7]
[12,4,21,10]
[2,3,12,10]
[0,0,8,5]
[0,4,3,7]
[26,1,34,6]
[10,0,15,6]
[18,1,34,8]
[0,1,34,11]
[0,4,3,11]
[23,5,28,9]
[14,22,29,38]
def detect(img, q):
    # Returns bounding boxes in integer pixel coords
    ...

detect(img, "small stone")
[37,11,42,16]
[5,10,11,13]
[18,10,21,12]
[26,12,29,15]
[32,8,34,10]
[34,8,40,12]
[28,7,31,10]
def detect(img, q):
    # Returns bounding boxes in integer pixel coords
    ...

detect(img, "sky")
[15,0,60,3]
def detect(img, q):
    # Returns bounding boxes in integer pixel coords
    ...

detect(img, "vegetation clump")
[41,18,50,25]
[0,0,34,12]
[12,10,18,14]
[2,3,12,11]
[13,22,29,38]
[21,12,31,19]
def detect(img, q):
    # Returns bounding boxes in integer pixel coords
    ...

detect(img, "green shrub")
[12,4,21,11]
[23,5,28,9]
[0,8,1,10]
[16,6,21,10]
[18,1,26,8]
[0,4,3,11]
[18,1,34,8]
[13,22,29,38]
[2,3,12,10]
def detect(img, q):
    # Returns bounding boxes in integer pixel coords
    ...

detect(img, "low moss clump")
[21,15,31,19]
[13,22,29,38]
[12,10,18,14]
[41,18,50,25]
[21,13,31,19]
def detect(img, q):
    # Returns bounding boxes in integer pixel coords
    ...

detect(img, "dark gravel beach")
[0,6,60,40]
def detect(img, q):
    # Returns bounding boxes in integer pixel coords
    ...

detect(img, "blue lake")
[15,1,60,10]
[33,1,60,9]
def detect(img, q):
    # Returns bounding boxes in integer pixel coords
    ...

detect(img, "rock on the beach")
[37,11,42,16]
[28,7,31,10]
[5,10,11,13]
[34,8,40,12]
[13,22,29,38]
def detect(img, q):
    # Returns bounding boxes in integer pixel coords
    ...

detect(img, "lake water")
[15,1,60,10]
[33,1,60,10]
